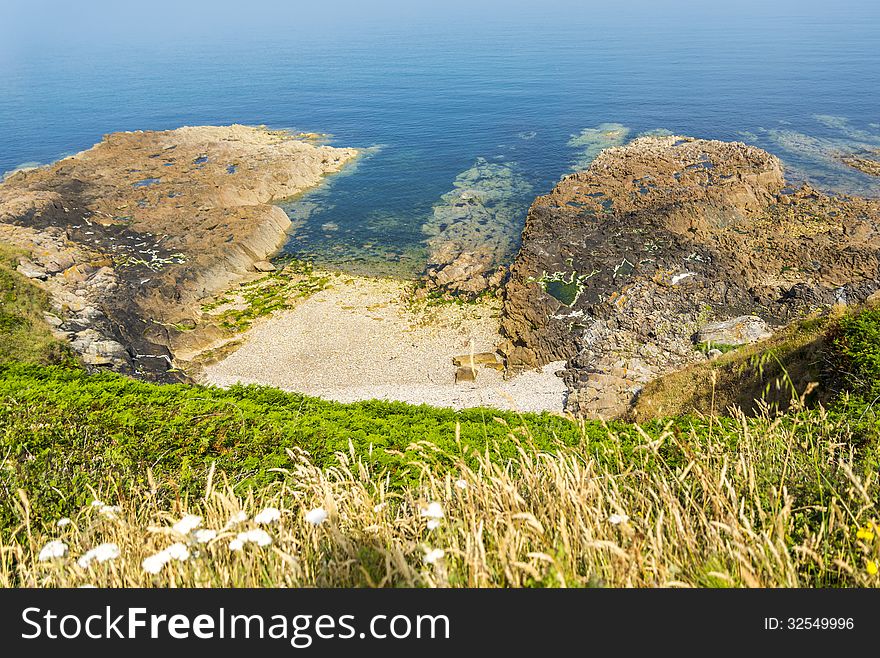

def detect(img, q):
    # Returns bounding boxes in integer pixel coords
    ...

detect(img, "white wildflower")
[305,507,328,526]
[229,529,272,550]
[165,542,190,561]
[454,479,468,490]
[373,503,387,513]
[56,518,72,528]
[241,529,273,547]
[420,502,444,520]
[142,552,170,574]
[89,501,121,519]
[608,513,630,525]
[427,519,441,531]
[227,511,248,525]
[77,542,120,568]
[254,507,282,525]
[38,540,67,561]
[172,514,203,535]
[423,548,445,565]
[141,540,191,574]
[193,529,217,544]
[99,505,122,519]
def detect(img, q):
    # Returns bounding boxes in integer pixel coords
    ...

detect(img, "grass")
[2,404,877,587]
[695,341,741,355]
[2,244,880,587]
[0,362,626,532]
[833,308,880,400]
[632,312,834,421]
[0,244,75,367]
[202,259,334,332]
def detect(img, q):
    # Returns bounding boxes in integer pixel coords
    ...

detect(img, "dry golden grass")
[2,407,878,588]
[631,314,831,422]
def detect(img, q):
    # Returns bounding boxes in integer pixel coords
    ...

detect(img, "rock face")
[500,135,880,418]
[0,125,356,379]
[696,316,773,347]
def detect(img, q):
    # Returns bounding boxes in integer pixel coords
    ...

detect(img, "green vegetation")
[0,362,628,531]
[833,308,880,399]
[2,385,877,587]
[695,341,740,355]
[0,244,75,367]
[202,259,333,331]
[1,248,879,586]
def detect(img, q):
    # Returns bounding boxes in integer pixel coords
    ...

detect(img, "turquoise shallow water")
[1,2,879,277]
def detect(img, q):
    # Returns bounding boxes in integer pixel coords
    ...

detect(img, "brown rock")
[0,125,357,380]
[61,263,95,283]
[501,135,880,419]
[253,260,276,273]
[455,366,477,383]
[452,352,500,367]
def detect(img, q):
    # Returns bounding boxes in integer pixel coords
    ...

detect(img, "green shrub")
[0,363,647,531]
[834,309,880,399]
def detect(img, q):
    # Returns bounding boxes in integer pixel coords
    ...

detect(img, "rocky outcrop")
[838,150,880,177]
[0,125,356,379]
[695,316,773,348]
[500,136,880,418]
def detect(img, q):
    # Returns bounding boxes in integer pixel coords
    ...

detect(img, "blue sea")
[2,1,878,276]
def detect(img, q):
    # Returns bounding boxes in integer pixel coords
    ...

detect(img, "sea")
[2,0,878,277]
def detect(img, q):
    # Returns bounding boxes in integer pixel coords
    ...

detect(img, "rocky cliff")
[0,125,356,379]
[500,135,880,418]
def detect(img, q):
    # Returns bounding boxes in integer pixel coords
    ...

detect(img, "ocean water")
[2,1,878,277]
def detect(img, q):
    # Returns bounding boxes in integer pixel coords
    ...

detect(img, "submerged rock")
[422,158,532,297]
[837,151,880,177]
[500,135,880,419]
[568,123,631,171]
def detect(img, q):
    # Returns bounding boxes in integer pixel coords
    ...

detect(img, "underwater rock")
[500,135,880,419]
[755,116,880,195]
[422,158,532,297]
[837,151,880,177]
[568,123,631,171]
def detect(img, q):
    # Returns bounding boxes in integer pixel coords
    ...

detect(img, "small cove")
[2,5,879,280]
